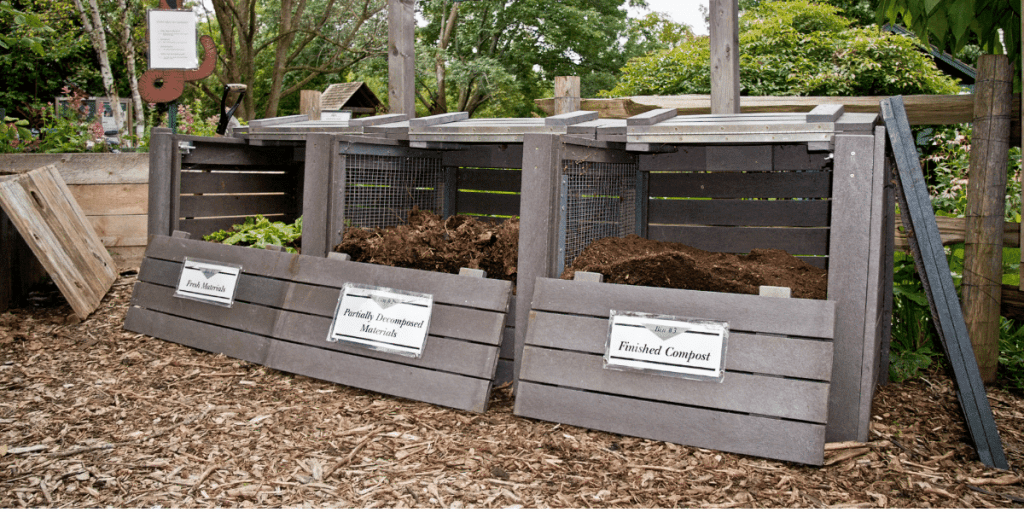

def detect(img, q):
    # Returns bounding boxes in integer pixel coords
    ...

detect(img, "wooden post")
[388,0,416,117]
[300,90,322,121]
[709,0,740,114]
[553,76,581,115]
[963,54,1013,383]
[1019,0,1024,293]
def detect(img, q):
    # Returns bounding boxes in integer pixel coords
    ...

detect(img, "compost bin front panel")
[514,278,836,466]
[124,235,512,413]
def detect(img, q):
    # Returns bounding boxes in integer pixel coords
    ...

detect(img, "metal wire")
[561,160,639,269]
[343,155,445,229]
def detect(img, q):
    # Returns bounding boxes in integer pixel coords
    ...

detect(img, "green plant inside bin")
[204,215,302,253]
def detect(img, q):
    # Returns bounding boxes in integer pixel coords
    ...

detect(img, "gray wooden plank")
[825,134,875,443]
[456,168,521,192]
[859,126,890,429]
[530,278,835,339]
[513,382,825,465]
[180,171,295,195]
[178,194,296,219]
[648,171,832,199]
[130,281,500,379]
[647,198,830,227]
[248,115,309,128]
[143,235,512,311]
[265,337,492,412]
[836,113,880,133]
[647,225,830,255]
[443,145,524,169]
[562,143,637,165]
[147,128,175,238]
[409,112,469,127]
[493,359,514,387]
[545,111,599,127]
[301,133,333,258]
[627,108,678,126]
[806,104,845,123]
[524,310,833,380]
[124,305,272,364]
[707,146,773,171]
[349,113,408,127]
[520,346,829,422]
[774,144,832,170]
[181,141,296,167]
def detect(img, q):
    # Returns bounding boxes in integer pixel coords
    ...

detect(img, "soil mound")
[562,234,828,300]
[334,207,518,281]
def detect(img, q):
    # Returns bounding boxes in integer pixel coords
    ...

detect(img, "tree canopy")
[604,0,961,98]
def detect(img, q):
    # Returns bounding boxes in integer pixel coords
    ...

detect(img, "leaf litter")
[1,273,1023,508]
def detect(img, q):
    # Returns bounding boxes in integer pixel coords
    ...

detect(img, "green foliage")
[999,317,1024,393]
[889,252,941,382]
[605,0,960,97]
[0,115,35,153]
[204,215,303,254]
[36,87,105,153]
[0,0,53,55]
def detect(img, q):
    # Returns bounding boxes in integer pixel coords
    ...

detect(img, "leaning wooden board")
[0,166,117,319]
[124,235,513,413]
[514,277,836,465]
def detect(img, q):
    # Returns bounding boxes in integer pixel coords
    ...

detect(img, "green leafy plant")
[998,317,1024,394]
[0,115,35,153]
[204,215,302,253]
[889,251,941,382]
[36,86,106,153]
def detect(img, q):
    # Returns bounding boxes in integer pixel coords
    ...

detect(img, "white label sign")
[321,111,352,122]
[148,10,198,69]
[605,311,728,382]
[174,258,241,307]
[329,284,433,358]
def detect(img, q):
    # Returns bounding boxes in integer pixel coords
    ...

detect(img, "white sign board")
[148,10,198,69]
[174,258,242,307]
[329,284,433,358]
[321,111,353,122]
[605,311,728,382]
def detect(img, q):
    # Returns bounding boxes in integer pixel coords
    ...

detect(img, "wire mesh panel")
[343,154,445,229]
[560,160,639,272]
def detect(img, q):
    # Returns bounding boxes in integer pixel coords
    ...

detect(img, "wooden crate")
[515,122,894,447]
[124,234,511,413]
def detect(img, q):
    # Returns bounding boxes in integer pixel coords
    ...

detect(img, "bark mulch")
[1,274,1023,508]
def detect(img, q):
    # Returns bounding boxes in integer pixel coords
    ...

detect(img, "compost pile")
[333,208,518,282]
[1,276,1024,508]
[563,234,828,300]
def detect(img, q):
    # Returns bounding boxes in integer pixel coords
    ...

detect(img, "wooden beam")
[553,76,581,115]
[709,0,740,114]
[388,0,416,117]
[300,90,321,121]
[895,214,1020,251]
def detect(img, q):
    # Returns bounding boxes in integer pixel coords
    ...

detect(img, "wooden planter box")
[514,112,894,453]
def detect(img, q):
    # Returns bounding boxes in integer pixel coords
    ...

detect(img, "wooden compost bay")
[128,108,893,463]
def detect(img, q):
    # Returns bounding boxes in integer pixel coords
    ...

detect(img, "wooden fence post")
[709,0,740,114]
[963,54,1013,383]
[300,90,322,121]
[553,77,581,115]
[388,0,416,117]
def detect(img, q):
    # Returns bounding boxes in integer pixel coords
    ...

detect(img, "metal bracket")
[178,141,195,155]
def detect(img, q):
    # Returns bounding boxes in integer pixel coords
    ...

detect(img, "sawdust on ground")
[1,273,1023,508]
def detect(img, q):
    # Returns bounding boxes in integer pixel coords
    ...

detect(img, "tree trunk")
[72,0,125,142]
[117,0,145,141]
[962,54,1013,383]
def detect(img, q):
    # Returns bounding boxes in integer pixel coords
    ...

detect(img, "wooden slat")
[443,145,524,169]
[648,225,830,256]
[67,184,148,216]
[531,278,834,338]
[180,172,295,195]
[181,141,296,167]
[456,192,520,218]
[178,194,296,218]
[514,382,825,465]
[124,306,273,364]
[647,171,832,199]
[525,311,832,380]
[456,168,521,192]
[0,166,116,318]
[647,198,830,227]
[520,346,829,422]
[0,153,149,184]
[148,128,176,238]
[89,215,148,247]
[143,236,511,312]
[895,214,1020,250]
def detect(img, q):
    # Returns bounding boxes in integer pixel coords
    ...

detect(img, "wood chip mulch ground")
[1,273,1023,508]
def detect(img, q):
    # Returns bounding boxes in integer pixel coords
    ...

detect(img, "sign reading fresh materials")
[329,284,433,358]
[605,311,728,382]
[174,258,241,307]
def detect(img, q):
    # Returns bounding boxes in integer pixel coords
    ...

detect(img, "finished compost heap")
[561,234,828,300]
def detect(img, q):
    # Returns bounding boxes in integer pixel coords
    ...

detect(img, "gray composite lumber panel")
[806,104,845,123]
[519,346,830,423]
[148,128,175,238]
[647,225,830,256]
[456,168,522,192]
[627,108,678,126]
[515,133,565,389]
[629,132,833,145]
[499,327,515,359]
[130,281,500,379]
[880,96,1007,469]
[545,111,600,127]
[641,148,707,172]
[328,151,347,253]
[706,146,774,171]
[143,235,512,311]
[443,145,524,169]
[408,112,470,127]
[264,337,493,413]
[181,143,296,168]
[247,115,309,128]
[456,192,520,217]
[524,311,833,380]
[335,140,439,158]
[647,198,830,227]
[825,133,875,443]
[138,257,506,345]
[494,360,514,386]
[179,172,295,195]
[561,143,636,165]
[513,382,825,465]
[647,171,832,199]
[361,123,410,137]
[349,113,408,127]
[836,113,880,133]
[124,306,272,365]
[774,144,833,170]
[301,133,333,258]
[178,194,295,219]
[878,148,897,386]
[530,278,835,339]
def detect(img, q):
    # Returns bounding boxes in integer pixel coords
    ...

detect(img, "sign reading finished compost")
[329,284,433,358]
[605,311,728,382]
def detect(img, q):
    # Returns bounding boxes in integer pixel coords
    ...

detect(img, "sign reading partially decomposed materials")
[329,284,433,358]
[174,258,241,307]
[605,311,728,382]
